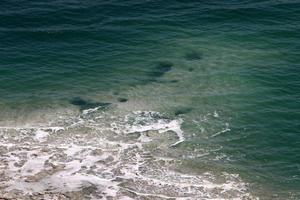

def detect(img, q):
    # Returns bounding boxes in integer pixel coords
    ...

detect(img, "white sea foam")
[82,106,101,115]
[0,108,257,199]
[118,111,185,146]
[34,129,49,142]
[211,123,231,137]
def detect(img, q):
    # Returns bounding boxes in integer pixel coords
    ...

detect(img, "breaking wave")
[0,107,257,199]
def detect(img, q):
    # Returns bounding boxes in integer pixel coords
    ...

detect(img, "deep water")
[0,0,300,199]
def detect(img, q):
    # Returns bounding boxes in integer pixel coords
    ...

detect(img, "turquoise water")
[0,0,300,199]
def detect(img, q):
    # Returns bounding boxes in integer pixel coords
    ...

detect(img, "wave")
[0,107,256,199]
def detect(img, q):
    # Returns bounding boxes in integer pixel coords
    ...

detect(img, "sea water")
[0,1,299,199]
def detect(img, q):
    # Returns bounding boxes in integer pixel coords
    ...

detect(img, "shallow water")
[0,0,300,199]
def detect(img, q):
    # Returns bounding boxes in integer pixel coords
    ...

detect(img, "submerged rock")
[117,97,128,102]
[70,97,111,110]
[184,50,202,61]
[188,67,194,72]
[150,61,173,78]
[174,107,192,116]
[70,97,87,106]
[113,91,119,95]
[170,79,179,83]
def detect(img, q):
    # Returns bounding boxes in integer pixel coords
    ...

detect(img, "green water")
[0,0,299,198]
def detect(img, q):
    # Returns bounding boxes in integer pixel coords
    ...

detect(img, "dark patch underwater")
[70,97,111,110]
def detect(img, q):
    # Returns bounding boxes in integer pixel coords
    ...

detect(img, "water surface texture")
[0,0,299,199]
